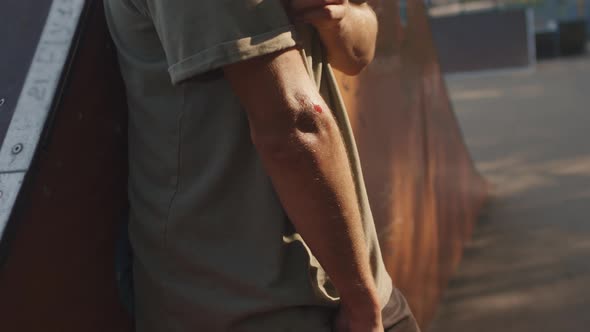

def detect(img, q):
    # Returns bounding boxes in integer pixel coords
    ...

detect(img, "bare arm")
[288,0,378,75]
[224,48,382,331]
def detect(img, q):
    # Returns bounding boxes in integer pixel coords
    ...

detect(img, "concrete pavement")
[429,54,590,331]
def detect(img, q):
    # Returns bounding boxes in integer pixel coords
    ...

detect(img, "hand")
[285,0,351,29]
[333,304,384,332]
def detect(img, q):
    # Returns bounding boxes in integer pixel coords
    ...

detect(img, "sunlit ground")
[429,51,590,331]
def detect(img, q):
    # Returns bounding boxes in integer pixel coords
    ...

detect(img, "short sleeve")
[144,0,297,84]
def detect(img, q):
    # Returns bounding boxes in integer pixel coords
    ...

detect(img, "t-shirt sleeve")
[144,0,297,84]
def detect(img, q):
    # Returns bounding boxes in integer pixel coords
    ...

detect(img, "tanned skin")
[224,1,380,331]
[287,0,378,75]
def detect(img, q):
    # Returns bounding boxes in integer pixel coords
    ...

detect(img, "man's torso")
[105,1,400,330]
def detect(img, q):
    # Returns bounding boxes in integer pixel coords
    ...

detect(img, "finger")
[298,5,347,23]
[290,0,344,13]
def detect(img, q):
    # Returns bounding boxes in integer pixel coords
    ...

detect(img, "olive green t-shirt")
[104,0,405,331]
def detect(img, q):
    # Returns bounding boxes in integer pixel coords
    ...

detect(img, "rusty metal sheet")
[336,0,488,328]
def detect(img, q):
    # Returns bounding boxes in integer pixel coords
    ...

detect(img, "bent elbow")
[252,130,319,165]
[250,106,335,164]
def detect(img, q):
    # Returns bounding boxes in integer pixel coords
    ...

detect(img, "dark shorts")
[386,315,421,332]
[382,288,421,332]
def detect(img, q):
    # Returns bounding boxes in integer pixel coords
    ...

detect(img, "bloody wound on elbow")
[295,93,323,114]
[313,104,323,114]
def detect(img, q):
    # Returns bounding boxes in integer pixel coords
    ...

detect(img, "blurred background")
[420,0,590,331]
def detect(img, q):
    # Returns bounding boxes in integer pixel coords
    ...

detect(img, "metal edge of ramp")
[0,0,132,330]
[0,0,86,258]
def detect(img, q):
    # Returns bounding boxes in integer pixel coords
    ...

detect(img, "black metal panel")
[559,19,588,55]
[431,9,533,73]
[0,0,53,146]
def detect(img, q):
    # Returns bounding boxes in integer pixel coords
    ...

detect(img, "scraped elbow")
[250,105,333,164]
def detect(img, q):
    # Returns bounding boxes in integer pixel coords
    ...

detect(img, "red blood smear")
[313,104,323,114]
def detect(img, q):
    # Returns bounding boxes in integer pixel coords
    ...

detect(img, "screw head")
[11,143,23,155]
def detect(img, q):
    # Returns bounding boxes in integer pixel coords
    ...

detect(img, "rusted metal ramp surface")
[336,1,488,327]
[0,0,487,330]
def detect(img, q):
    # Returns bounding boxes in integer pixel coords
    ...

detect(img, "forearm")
[224,49,381,316]
[315,3,378,75]
[258,102,380,310]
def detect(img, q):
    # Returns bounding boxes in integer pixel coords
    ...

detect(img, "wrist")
[339,286,382,321]
[341,301,382,326]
